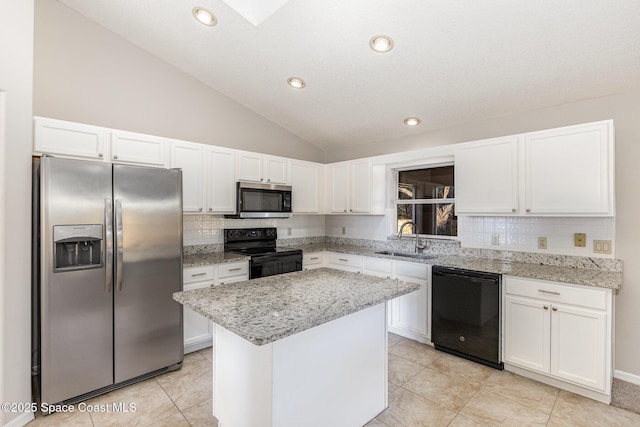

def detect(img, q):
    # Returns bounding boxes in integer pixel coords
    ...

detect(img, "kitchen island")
[173,267,419,427]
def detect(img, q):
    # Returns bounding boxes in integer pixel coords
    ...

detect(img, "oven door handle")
[251,253,302,265]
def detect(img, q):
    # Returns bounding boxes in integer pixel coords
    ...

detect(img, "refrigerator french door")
[35,156,184,405]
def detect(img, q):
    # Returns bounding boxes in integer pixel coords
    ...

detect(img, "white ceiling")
[58,0,640,152]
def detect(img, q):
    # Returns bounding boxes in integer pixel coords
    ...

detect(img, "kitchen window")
[396,165,457,237]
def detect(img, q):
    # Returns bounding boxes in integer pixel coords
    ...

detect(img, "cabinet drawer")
[218,262,248,279]
[326,253,363,269]
[363,257,393,278]
[303,253,324,266]
[183,265,215,284]
[505,276,608,311]
[394,261,429,282]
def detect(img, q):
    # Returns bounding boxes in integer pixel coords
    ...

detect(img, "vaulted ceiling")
[58,0,640,151]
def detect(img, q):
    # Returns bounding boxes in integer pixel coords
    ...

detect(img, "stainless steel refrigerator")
[33,156,184,405]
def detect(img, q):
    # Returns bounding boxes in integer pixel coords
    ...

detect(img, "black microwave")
[227,182,292,218]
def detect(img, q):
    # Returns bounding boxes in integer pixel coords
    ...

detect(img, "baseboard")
[614,370,640,386]
[387,327,430,344]
[3,412,34,427]
[184,338,212,354]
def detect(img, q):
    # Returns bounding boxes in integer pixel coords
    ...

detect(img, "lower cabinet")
[326,252,363,273]
[303,252,324,270]
[503,276,612,402]
[183,261,249,354]
[363,257,430,343]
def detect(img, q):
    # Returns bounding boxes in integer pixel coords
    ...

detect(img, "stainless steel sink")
[374,250,437,260]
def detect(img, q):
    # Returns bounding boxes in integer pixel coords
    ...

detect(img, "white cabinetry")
[303,252,324,270]
[455,136,519,214]
[183,265,216,353]
[170,140,205,213]
[455,120,614,216]
[109,129,168,167]
[362,257,430,343]
[326,159,384,214]
[206,147,237,214]
[289,160,323,213]
[237,151,288,184]
[389,261,430,343]
[503,276,612,403]
[182,261,249,353]
[34,117,107,161]
[326,252,363,273]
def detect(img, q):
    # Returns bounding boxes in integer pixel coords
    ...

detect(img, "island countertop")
[173,267,420,346]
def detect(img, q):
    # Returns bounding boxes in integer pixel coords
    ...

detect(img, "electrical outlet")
[574,233,586,247]
[342,226,346,235]
[491,234,500,245]
[538,237,547,250]
[287,227,292,236]
[593,240,612,254]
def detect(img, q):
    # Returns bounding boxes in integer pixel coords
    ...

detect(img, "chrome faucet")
[397,221,428,253]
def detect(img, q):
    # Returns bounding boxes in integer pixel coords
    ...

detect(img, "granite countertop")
[183,251,249,267]
[173,268,420,346]
[287,243,622,290]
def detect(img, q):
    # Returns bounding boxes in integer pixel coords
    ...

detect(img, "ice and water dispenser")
[53,225,103,271]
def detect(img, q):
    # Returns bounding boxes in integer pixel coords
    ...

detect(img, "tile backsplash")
[183,214,325,246]
[457,216,615,258]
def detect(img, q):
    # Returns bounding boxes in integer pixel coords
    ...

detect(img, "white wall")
[0,0,34,426]
[329,90,640,378]
[33,0,324,163]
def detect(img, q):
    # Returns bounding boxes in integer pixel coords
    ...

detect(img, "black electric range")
[224,228,302,279]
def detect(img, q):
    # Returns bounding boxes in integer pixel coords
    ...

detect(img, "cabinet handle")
[267,179,271,182]
[113,155,118,160]
[191,272,207,277]
[350,209,353,212]
[338,258,348,262]
[512,208,516,213]
[543,305,549,310]
[260,178,264,181]
[98,153,104,158]
[310,257,319,260]
[343,209,347,213]
[228,268,242,272]
[526,208,531,213]
[552,307,558,311]
[538,289,560,296]
[198,208,203,212]
[208,208,213,212]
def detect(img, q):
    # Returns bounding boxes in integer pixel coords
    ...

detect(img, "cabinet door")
[329,163,349,213]
[290,160,321,213]
[550,303,607,391]
[350,159,371,213]
[524,121,613,215]
[455,137,519,215]
[34,117,107,160]
[110,130,168,166]
[206,147,236,213]
[363,257,393,278]
[390,261,429,340]
[237,151,263,182]
[303,253,324,270]
[504,295,550,373]
[183,281,214,352]
[170,141,204,213]
[264,155,288,184]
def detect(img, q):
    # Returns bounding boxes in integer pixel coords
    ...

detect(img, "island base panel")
[213,303,388,427]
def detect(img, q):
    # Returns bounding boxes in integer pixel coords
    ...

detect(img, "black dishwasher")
[431,266,503,370]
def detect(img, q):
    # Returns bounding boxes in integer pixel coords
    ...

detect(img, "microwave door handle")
[115,199,124,291]
[105,198,113,293]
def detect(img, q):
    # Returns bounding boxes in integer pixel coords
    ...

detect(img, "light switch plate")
[538,237,547,250]
[574,233,586,247]
[491,234,500,245]
[342,226,346,235]
[594,240,612,254]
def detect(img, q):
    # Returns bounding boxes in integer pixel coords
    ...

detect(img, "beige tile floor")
[28,334,640,426]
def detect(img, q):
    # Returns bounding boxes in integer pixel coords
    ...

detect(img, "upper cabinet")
[237,151,288,184]
[110,130,168,167]
[289,160,323,213]
[326,159,385,214]
[34,117,108,161]
[455,120,614,216]
[206,146,237,214]
[170,140,205,213]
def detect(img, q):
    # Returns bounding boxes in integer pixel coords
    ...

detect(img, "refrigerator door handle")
[105,198,113,292]
[115,199,124,291]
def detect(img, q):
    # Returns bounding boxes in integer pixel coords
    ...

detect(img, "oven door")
[237,182,292,218]
[250,252,302,279]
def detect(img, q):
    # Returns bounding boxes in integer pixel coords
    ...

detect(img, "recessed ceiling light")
[403,117,422,126]
[287,77,306,89]
[192,7,217,26]
[369,35,394,53]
